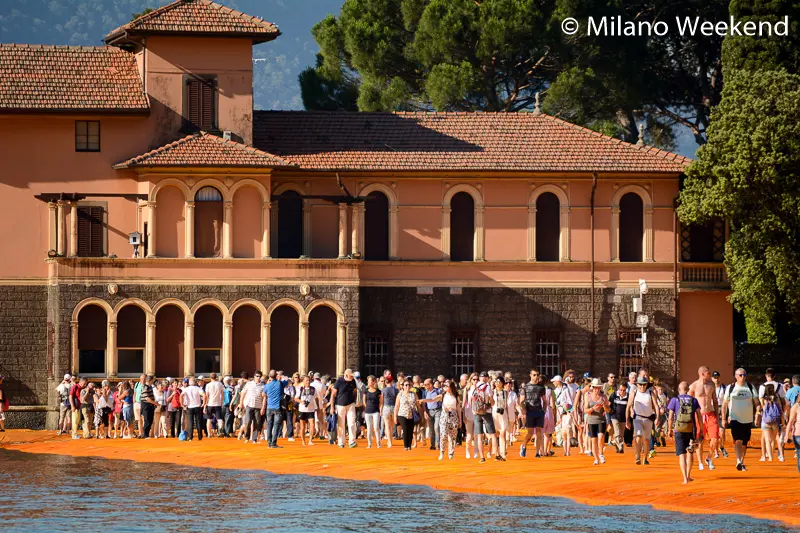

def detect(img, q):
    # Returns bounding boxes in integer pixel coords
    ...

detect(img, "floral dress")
[397,391,418,419]
[439,394,460,457]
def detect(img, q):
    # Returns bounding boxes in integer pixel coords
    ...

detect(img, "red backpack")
[171,389,182,409]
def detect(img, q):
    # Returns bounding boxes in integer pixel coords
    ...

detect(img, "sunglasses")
[403,383,410,387]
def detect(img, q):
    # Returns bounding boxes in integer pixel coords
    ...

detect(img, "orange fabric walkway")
[2,429,798,525]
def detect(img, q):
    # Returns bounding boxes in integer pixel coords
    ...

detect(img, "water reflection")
[0,449,797,533]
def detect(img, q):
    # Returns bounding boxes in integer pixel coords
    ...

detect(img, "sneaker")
[466,449,471,459]
[698,462,705,470]
[519,445,526,458]
[706,458,715,470]
[648,449,656,459]
[349,442,357,448]
[338,443,345,448]
[448,453,454,460]
[439,453,444,461]
[721,447,729,458]
[600,455,606,464]
[535,452,541,458]
[643,458,650,465]
[740,463,747,472]
[759,456,766,462]
[584,449,593,456]
[288,438,295,442]
[778,455,785,462]
[72,435,81,440]
[735,462,743,471]
[593,459,599,465]
[479,458,486,463]
[495,455,506,462]
[635,458,641,465]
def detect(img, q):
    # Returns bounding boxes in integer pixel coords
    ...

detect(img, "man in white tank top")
[626,376,658,465]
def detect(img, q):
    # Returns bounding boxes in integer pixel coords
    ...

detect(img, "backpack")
[763,401,782,425]
[675,397,695,433]
[471,385,491,415]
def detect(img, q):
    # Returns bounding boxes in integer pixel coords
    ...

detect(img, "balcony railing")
[680,262,729,288]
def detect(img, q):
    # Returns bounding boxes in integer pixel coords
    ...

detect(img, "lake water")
[0,449,797,533]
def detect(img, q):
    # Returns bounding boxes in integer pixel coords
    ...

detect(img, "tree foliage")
[678,69,800,343]
[131,8,153,21]
[300,0,728,147]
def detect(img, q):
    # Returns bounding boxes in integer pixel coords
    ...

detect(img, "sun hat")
[636,376,649,385]
[64,373,72,380]
[591,378,603,387]
[551,375,563,383]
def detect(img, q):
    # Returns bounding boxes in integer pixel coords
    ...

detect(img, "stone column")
[222,319,233,375]
[441,206,451,260]
[610,206,620,262]
[298,320,309,375]
[185,201,195,258]
[337,321,347,377]
[145,320,156,375]
[302,200,312,258]
[261,321,271,372]
[338,203,348,259]
[527,205,537,261]
[223,200,233,259]
[475,204,485,261]
[560,205,571,261]
[69,202,78,257]
[107,320,118,377]
[184,321,195,377]
[70,320,79,374]
[147,201,157,258]
[388,205,398,260]
[351,204,361,257]
[262,202,271,259]
[48,202,57,253]
[56,200,67,256]
[644,207,654,262]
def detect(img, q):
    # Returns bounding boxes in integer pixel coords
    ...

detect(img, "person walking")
[181,377,205,441]
[381,375,398,448]
[519,369,546,458]
[364,375,382,448]
[330,369,358,448]
[166,380,182,438]
[711,371,729,458]
[626,376,658,465]
[472,371,497,463]
[264,370,287,448]
[138,375,158,439]
[203,373,225,438]
[491,377,509,460]
[69,376,86,439]
[133,374,145,438]
[609,383,629,453]
[222,376,235,437]
[586,378,610,465]
[295,375,318,446]
[722,368,760,472]
[552,375,575,456]
[120,380,134,439]
[394,380,420,451]
[667,381,702,484]
[422,380,462,460]
[785,393,800,472]
[239,371,264,443]
[462,373,478,458]
[760,384,784,462]
[56,374,72,435]
[423,378,442,451]
[689,366,719,471]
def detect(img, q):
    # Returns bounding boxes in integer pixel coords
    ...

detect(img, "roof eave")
[104,29,280,45]
[113,163,294,171]
[0,107,150,116]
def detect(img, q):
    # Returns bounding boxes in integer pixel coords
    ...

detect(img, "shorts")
[674,431,694,456]
[587,422,607,438]
[205,405,223,422]
[729,420,752,443]
[473,413,496,435]
[525,408,545,429]
[298,412,314,421]
[761,422,779,431]
[133,402,142,421]
[633,418,653,438]
[122,405,134,424]
[701,412,719,440]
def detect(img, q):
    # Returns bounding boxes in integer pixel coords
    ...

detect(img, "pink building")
[0,0,732,428]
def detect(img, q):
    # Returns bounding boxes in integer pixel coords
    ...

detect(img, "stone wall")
[359,287,677,385]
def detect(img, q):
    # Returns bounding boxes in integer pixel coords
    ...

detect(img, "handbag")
[412,408,421,425]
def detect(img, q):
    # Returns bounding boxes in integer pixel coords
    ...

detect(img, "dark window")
[450,192,474,262]
[186,77,216,131]
[277,190,303,258]
[75,121,100,152]
[534,331,561,377]
[681,218,725,262]
[619,192,643,262]
[79,350,105,374]
[77,206,105,257]
[618,330,645,377]
[194,186,223,258]
[451,331,477,377]
[363,333,390,377]
[195,349,221,374]
[118,349,144,376]
[364,191,389,261]
[536,192,560,261]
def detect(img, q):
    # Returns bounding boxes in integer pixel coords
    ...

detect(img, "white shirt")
[181,386,204,409]
[725,383,756,424]
[295,386,318,413]
[241,380,263,409]
[311,380,324,403]
[205,380,225,407]
[759,380,786,400]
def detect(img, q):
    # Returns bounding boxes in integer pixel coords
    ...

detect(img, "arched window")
[117,305,145,377]
[364,191,389,261]
[619,192,643,262]
[450,192,475,262]
[78,304,107,375]
[535,192,560,261]
[277,190,303,258]
[194,186,223,258]
[194,305,222,374]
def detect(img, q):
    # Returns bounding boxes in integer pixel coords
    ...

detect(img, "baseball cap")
[551,375,563,383]
[711,371,720,377]
[313,372,321,379]
[636,376,649,385]
[64,373,72,380]
[479,371,489,377]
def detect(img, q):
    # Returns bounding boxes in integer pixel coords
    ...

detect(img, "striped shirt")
[242,380,264,409]
[139,384,155,404]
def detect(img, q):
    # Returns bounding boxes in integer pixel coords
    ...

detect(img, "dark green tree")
[299,55,359,111]
[723,0,800,74]
[678,70,800,343]
[131,8,153,21]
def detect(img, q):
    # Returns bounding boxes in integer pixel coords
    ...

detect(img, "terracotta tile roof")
[113,131,295,169]
[105,0,280,43]
[0,44,148,112]
[253,111,692,173]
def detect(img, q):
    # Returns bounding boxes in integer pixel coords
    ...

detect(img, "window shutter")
[77,208,90,257]
[89,207,104,257]
[201,81,214,129]
[187,79,201,127]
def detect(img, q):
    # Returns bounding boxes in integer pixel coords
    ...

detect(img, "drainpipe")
[589,172,598,375]
[673,197,680,387]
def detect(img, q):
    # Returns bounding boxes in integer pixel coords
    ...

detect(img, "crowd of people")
[53,365,800,479]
